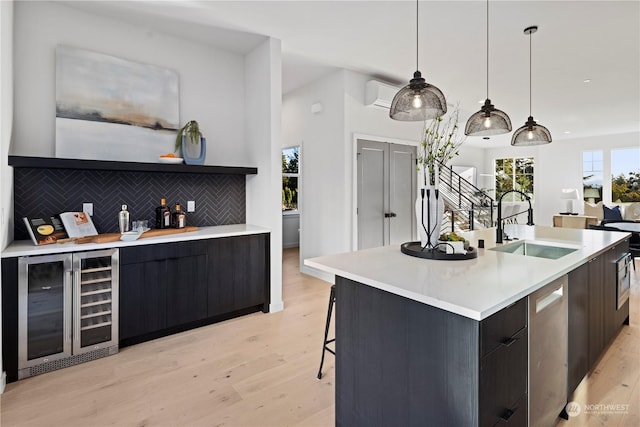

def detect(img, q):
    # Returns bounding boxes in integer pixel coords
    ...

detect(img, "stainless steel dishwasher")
[529,275,568,427]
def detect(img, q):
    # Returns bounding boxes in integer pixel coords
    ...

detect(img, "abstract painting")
[55,45,179,162]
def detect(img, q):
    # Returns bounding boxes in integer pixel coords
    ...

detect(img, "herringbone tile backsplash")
[14,168,246,240]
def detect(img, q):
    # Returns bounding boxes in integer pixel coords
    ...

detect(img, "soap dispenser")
[118,204,130,233]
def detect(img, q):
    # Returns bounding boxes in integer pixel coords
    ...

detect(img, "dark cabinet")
[119,233,269,346]
[567,239,630,398]
[587,255,605,370]
[479,300,528,427]
[567,262,589,396]
[207,234,269,317]
[335,276,528,427]
[119,240,209,342]
[119,259,167,340]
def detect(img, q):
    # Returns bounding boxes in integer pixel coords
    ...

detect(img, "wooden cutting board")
[67,226,199,244]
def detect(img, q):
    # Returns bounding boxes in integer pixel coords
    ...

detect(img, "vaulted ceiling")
[63,1,640,147]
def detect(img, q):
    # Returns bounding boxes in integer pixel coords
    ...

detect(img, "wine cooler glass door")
[73,248,119,354]
[18,253,73,372]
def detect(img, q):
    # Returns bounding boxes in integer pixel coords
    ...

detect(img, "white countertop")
[1,224,270,258]
[304,225,630,321]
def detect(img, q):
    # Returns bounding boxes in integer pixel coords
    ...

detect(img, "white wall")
[283,70,346,280]
[284,69,486,280]
[483,131,640,226]
[245,38,284,312]
[7,2,283,318]
[11,1,251,166]
[0,0,14,394]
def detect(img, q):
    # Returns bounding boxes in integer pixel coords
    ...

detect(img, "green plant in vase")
[415,105,466,249]
[417,106,466,186]
[175,120,206,165]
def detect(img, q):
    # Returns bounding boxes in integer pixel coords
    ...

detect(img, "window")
[494,157,534,201]
[282,146,299,212]
[611,148,640,202]
[582,150,603,203]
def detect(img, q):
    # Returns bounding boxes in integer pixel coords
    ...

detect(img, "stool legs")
[317,285,336,380]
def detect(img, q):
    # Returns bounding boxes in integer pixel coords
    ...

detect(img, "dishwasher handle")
[535,283,564,314]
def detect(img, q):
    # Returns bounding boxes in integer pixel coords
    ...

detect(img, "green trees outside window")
[282,147,299,211]
[494,157,534,201]
[611,148,640,202]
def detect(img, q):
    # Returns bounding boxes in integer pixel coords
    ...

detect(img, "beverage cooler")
[17,249,119,379]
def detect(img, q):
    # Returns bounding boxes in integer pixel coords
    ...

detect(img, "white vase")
[415,166,444,248]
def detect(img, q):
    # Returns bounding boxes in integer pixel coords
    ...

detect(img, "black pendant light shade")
[464,99,512,136]
[389,71,447,121]
[465,0,512,136]
[511,25,552,146]
[511,116,552,146]
[389,0,446,121]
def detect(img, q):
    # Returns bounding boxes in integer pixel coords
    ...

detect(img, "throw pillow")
[623,202,640,221]
[584,201,603,221]
[603,205,623,221]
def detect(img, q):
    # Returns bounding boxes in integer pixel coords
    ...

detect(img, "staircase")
[438,163,495,233]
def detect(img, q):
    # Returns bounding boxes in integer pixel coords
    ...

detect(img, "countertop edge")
[1,224,270,258]
[304,226,631,321]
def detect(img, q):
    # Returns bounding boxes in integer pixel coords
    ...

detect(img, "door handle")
[384,212,397,218]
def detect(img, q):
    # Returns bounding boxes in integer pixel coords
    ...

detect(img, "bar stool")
[317,284,336,380]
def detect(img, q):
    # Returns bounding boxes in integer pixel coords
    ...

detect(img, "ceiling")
[62,1,640,147]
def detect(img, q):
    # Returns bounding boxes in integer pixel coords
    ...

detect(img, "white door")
[357,140,416,249]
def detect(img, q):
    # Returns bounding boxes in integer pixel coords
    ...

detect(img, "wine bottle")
[155,198,171,229]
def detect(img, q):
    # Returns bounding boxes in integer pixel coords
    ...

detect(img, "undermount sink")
[490,240,579,260]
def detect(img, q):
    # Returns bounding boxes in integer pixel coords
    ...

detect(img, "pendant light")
[389,0,446,121]
[511,26,552,146]
[464,0,512,136]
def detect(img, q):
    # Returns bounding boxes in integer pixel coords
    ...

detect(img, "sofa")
[584,201,640,223]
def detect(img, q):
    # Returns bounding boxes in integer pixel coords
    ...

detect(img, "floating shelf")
[8,156,258,175]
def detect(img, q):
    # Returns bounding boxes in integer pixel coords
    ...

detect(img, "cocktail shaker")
[118,204,130,233]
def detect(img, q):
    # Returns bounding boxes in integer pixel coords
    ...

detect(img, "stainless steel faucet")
[496,190,534,244]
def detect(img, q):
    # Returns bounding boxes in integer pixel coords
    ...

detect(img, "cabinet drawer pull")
[501,326,526,347]
[500,408,516,422]
[41,286,52,290]
[501,336,518,347]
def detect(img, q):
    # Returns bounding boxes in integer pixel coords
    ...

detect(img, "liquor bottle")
[155,198,171,229]
[172,203,186,229]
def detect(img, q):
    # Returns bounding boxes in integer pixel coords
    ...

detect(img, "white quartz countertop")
[1,224,270,258]
[304,225,631,321]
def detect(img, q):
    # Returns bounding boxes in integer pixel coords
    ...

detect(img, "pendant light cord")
[486,0,489,98]
[529,30,532,116]
[416,0,419,70]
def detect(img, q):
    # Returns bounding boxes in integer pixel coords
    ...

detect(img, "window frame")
[494,156,535,202]
[282,146,300,214]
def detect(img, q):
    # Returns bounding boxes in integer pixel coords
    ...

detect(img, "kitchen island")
[305,225,631,427]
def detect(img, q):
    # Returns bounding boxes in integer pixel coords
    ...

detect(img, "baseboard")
[301,265,334,284]
[269,300,284,313]
[1,371,6,394]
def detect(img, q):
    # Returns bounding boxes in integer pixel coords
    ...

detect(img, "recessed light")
[478,100,484,104]
[564,131,571,134]
[583,79,591,83]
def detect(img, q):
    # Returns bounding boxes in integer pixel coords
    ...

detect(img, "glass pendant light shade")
[464,0,511,136]
[389,71,447,121]
[512,25,552,146]
[389,0,446,121]
[511,116,552,146]
[464,99,512,136]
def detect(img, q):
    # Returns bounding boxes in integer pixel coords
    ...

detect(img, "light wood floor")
[0,249,638,426]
